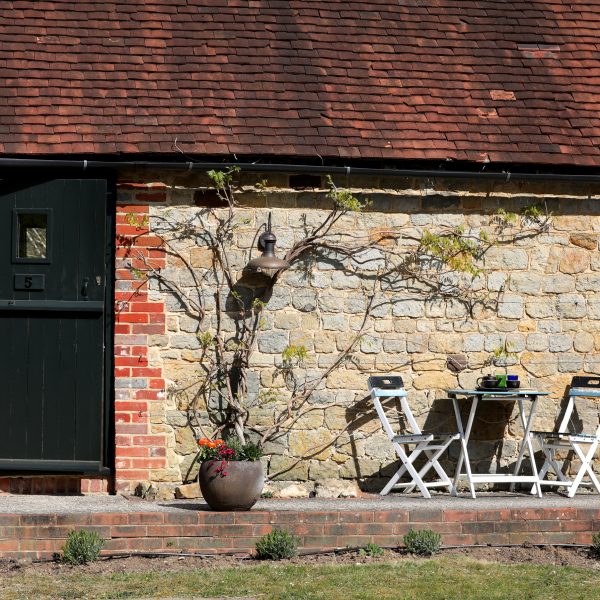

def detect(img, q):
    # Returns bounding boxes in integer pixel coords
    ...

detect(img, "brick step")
[0,507,597,561]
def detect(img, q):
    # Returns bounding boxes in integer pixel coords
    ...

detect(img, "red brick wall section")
[114,184,168,493]
[0,507,597,561]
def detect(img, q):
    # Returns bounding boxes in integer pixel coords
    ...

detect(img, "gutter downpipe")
[1,157,600,184]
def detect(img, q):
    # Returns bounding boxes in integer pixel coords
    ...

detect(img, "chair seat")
[393,432,460,444]
[533,430,599,442]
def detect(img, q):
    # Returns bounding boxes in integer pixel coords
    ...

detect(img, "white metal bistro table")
[445,389,549,499]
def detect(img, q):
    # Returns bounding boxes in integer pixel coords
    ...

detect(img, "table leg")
[451,396,477,499]
[510,396,541,497]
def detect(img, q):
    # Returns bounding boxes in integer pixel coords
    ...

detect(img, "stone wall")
[116,171,600,493]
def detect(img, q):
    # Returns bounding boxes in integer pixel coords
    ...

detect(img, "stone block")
[289,429,332,461]
[175,482,201,499]
[331,272,361,289]
[509,273,541,294]
[294,411,325,429]
[542,274,575,293]
[267,288,291,310]
[484,247,529,270]
[169,334,201,350]
[589,294,600,320]
[446,300,469,319]
[257,331,289,353]
[487,272,507,292]
[274,312,302,330]
[521,352,557,378]
[558,353,584,373]
[392,299,425,317]
[584,356,600,374]
[548,333,572,352]
[407,334,429,353]
[322,314,348,331]
[553,215,591,232]
[308,461,342,480]
[361,334,383,354]
[314,478,359,498]
[285,269,311,288]
[275,483,311,498]
[576,274,600,292]
[559,248,590,274]
[570,233,599,250]
[498,295,524,319]
[505,333,525,352]
[346,293,369,314]
[428,334,463,353]
[351,248,386,271]
[291,289,317,312]
[574,331,595,353]
[537,319,561,333]
[174,427,198,455]
[463,334,484,352]
[166,411,189,427]
[556,294,587,318]
[374,319,394,333]
[268,456,309,481]
[189,247,213,268]
[424,298,446,318]
[326,369,365,390]
[526,333,549,351]
[314,331,336,353]
[412,371,457,391]
[383,335,407,353]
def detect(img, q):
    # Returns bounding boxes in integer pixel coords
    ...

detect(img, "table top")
[445,388,549,398]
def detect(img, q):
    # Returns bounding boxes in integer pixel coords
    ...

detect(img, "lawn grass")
[2,556,600,600]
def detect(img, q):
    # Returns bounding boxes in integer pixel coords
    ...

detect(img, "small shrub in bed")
[591,532,600,557]
[61,529,105,565]
[359,543,385,558]
[255,529,299,560]
[403,528,442,556]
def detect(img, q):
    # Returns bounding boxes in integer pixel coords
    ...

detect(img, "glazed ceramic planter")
[198,460,264,511]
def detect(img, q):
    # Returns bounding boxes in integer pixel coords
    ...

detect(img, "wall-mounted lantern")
[247,212,290,272]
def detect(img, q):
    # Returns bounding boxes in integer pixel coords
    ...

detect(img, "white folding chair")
[532,375,600,497]
[368,375,460,498]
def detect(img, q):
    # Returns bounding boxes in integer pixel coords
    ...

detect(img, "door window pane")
[18,213,47,259]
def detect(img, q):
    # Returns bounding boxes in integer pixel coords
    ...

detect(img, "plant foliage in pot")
[196,437,264,511]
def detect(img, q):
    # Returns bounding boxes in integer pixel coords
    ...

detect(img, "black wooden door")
[0,179,110,473]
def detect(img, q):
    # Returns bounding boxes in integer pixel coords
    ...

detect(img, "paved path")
[0,492,598,514]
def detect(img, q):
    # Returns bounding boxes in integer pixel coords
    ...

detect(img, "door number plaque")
[14,274,45,291]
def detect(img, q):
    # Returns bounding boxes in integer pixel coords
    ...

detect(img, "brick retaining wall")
[2,506,597,561]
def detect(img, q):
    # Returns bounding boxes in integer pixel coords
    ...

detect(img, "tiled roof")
[2,0,600,165]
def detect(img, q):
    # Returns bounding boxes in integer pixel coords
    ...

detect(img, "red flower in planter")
[195,437,262,477]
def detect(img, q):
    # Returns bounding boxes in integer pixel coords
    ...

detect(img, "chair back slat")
[368,376,404,442]
[368,375,404,390]
[571,376,600,389]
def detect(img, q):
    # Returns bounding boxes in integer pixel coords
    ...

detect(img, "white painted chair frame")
[368,376,459,498]
[532,376,600,497]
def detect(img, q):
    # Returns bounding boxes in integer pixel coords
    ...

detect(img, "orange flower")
[198,438,209,447]
[208,441,217,448]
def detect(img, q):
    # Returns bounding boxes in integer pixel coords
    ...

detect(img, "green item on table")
[496,374,507,387]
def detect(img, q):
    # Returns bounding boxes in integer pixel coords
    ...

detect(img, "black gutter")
[1,157,600,183]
